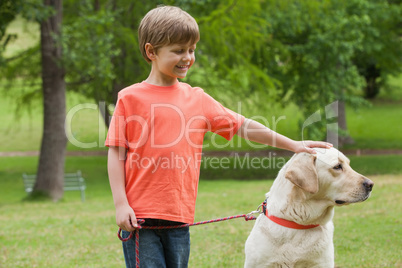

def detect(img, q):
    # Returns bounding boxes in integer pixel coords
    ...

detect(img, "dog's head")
[285,147,374,206]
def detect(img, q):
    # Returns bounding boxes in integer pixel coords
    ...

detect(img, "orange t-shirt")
[105,81,245,223]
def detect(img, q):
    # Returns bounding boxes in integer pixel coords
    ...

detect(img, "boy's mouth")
[176,65,189,70]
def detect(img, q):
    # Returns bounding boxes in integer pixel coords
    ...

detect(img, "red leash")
[117,200,320,268]
[117,213,257,268]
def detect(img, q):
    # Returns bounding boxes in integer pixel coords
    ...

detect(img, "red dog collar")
[262,201,319,230]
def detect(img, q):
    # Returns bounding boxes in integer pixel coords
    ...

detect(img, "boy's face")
[149,42,196,85]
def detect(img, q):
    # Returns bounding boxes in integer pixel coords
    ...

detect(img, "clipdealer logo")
[65,101,285,150]
[65,101,340,157]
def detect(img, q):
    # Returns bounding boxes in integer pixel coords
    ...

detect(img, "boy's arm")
[107,146,138,231]
[236,118,332,154]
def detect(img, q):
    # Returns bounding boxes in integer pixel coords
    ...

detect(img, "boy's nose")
[182,52,192,61]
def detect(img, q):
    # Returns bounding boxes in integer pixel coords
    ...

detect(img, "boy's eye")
[174,49,195,54]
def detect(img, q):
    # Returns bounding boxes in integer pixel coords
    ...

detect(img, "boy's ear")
[145,43,156,61]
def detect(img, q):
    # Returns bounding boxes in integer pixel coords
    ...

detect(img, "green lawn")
[346,101,402,150]
[2,15,40,58]
[0,156,401,267]
[0,90,106,152]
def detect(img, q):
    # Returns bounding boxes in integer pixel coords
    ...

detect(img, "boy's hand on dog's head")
[293,141,333,154]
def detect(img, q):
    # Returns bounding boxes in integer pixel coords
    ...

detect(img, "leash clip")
[246,202,264,218]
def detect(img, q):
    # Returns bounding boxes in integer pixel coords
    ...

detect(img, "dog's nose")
[363,179,374,192]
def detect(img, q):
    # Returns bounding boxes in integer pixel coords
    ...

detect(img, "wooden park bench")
[22,171,86,202]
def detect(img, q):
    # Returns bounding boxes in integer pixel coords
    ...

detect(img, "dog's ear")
[285,153,318,194]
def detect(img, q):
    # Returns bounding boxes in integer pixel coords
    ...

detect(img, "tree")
[59,0,401,147]
[2,0,400,154]
[61,0,250,128]
[350,0,402,99]
[61,0,155,127]
[262,0,368,144]
[33,0,67,201]
[189,0,401,146]
[186,0,278,119]
[251,0,400,145]
[1,1,67,201]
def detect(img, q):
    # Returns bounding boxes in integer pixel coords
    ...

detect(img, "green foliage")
[193,0,400,140]
[0,0,23,65]
[61,2,120,98]
[260,0,368,139]
[187,1,279,110]
[0,1,51,111]
[1,0,400,141]
[351,0,402,98]
[19,0,56,22]
[61,0,170,111]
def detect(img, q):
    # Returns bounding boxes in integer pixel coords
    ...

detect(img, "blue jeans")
[121,219,190,268]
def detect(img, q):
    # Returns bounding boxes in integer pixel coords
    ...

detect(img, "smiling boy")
[106,5,332,268]
[145,42,197,85]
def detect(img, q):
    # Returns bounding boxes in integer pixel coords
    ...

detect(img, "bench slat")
[22,171,86,202]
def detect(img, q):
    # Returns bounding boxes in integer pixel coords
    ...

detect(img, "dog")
[244,147,373,268]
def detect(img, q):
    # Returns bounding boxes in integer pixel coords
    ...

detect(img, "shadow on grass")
[22,190,53,202]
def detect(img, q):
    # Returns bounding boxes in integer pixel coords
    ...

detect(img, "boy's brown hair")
[138,6,200,63]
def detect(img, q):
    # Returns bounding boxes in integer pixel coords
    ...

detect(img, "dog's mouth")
[335,200,347,205]
[335,193,371,206]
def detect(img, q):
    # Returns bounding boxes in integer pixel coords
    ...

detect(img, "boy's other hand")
[116,204,138,232]
[293,140,333,154]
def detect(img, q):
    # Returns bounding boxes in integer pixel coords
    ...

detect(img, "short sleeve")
[105,96,128,148]
[201,92,245,140]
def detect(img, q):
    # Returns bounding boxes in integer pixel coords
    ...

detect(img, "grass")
[0,90,107,152]
[2,15,40,58]
[345,102,402,150]
[334,175,402,267]
[0,156,401,267]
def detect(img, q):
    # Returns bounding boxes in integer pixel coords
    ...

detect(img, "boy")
[106,5,332,268]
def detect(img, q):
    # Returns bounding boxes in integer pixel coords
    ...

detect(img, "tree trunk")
[98,100,111,128]
[363,64,381,99]
[337,100,354,147]
[94,0,100,11]
[33,0,67,201]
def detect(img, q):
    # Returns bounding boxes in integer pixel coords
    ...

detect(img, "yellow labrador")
[245,147,373,268]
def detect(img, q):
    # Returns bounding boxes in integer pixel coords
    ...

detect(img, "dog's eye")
[333,164,343,171]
